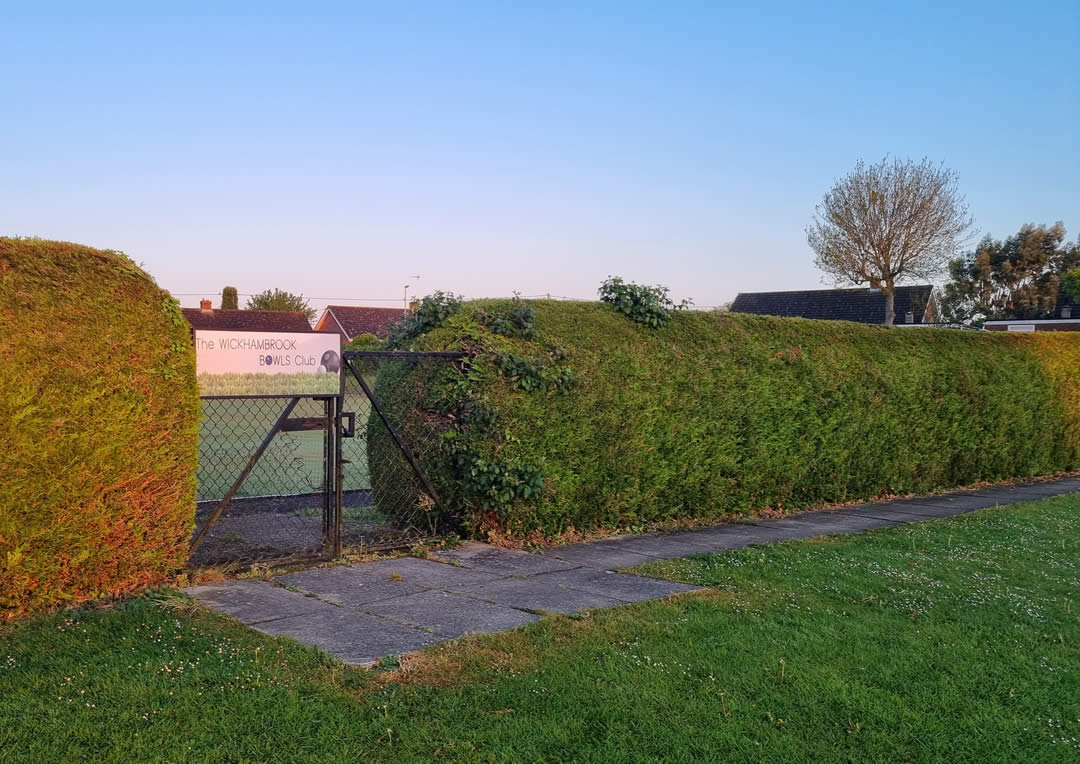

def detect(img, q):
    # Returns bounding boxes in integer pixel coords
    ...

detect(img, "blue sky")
[2,1,1077,312]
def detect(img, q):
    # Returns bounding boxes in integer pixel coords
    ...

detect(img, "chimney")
[1063,305,1072,319]
[905,311,914,324]
[200,299,213,313]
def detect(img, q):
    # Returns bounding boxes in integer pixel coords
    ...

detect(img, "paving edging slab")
[186,476,1080,664]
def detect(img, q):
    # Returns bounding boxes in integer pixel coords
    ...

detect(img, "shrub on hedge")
[346,332,383,351]
[0,238,199,618]
[369,299,1080,538]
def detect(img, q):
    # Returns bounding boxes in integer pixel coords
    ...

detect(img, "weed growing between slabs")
[1,496,1077,761]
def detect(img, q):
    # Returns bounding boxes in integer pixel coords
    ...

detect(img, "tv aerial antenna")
[403,274,421,311]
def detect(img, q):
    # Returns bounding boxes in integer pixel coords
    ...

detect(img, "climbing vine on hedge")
[476,297,536,340]
[368,296,577,535]
[387,291,463,347]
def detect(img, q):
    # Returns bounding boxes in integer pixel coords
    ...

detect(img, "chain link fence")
[191,396,334,567]
[340,355,462,547]
[189,353,463,568]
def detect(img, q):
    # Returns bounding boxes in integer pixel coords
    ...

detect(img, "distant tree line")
[807,156,1079,326]
[938,223,1080,326]
[215,286,315,322]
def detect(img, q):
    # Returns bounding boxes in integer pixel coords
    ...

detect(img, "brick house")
[181,299,313,333]
[313,305,405,342]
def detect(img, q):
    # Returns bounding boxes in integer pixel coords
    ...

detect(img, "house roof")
[316,305,405,339]
[984,319,1080,332]
[181,308,313,333]
[730,285,935,325]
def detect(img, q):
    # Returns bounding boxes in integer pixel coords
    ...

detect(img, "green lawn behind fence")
[197,372,340,397]
[197,395,371,501]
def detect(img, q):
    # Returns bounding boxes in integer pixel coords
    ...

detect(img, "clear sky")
[2,1,1077,313]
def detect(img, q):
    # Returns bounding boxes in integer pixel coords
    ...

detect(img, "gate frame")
[190,394,339,560]
[189,350,467,564]
[333,350,467,556]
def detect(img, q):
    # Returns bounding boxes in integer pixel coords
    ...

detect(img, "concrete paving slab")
[275,566,426,607]
[362,590,539,639]
[184,580,331,625]
[893,494,1000,512]
[879,499,984,517]
[456,577,625,614]
[820,511,906,530]
[347,556,506,589]
[190,473,1080,664]
[844,501,993,521]
[545,543,659,571]
[970,486,1070,502]
[827,506,912,524]
[253,607,439,665]
[432,542,577,575]
[1043,478,1080,492]
[761,511,896,534]
[670,524,791,550]
[594,535,717,560]
[523,568,701,602]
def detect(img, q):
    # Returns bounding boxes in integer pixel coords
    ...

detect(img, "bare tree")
[807,157,975,324]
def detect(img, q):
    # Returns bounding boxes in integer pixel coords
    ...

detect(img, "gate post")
[322,395,336,556]
[333,392,345,557]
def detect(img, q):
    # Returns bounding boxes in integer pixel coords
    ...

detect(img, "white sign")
[195,330,342,396]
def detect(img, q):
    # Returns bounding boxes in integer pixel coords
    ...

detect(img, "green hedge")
[0,238,199,618]
[369,300,1080,539]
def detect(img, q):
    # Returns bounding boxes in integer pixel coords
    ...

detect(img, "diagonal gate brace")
[343,355,449,520]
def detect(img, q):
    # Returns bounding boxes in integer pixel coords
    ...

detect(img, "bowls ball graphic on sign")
[319,350,341,373]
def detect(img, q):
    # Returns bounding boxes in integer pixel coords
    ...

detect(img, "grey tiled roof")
[731,285,934,324]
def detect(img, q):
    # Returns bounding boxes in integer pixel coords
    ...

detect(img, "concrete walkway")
[186,476,1080,665]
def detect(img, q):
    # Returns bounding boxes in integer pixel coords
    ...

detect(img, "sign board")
[194,330,342,396]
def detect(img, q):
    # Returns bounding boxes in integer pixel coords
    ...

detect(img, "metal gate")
[188,350,464,568]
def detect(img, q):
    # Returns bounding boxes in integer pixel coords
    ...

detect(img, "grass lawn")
[2,495,1077,761]
[197,372,341,397]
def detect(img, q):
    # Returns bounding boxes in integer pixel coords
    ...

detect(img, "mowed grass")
[197,372,340,397]
[2,496,1077,762]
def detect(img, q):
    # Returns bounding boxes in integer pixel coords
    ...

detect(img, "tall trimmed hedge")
[370,300,1080,538]
[0,238,199,618]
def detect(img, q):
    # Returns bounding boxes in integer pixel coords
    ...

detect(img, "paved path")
[186,476,1080,665]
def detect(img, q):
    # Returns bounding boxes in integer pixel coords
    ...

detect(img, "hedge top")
[381,297,1080,538]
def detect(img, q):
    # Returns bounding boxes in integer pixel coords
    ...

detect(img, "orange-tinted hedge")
[1028,331,1080,465]
[0,238,199,619]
